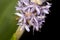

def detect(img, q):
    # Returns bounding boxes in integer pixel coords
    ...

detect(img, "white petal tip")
[25,26,30,32]
[15,13,23,17]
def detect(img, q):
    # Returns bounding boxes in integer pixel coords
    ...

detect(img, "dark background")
[19,0,58,40]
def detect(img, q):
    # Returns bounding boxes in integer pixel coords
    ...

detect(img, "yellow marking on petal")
[27,20,30,24]
[31,0,42,5]
[34,13,37,16]
[25,12,32,17]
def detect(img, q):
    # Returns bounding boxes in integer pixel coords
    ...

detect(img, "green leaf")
[0,0,18,40]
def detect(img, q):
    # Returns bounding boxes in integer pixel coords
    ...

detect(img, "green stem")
[11,27,24,40]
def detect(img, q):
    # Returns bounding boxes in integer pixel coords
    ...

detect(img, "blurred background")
[0,0,18,40]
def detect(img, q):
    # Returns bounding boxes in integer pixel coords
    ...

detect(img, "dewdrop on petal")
[15,0,51,32]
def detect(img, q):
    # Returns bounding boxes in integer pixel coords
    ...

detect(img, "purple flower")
[15,0,51,32]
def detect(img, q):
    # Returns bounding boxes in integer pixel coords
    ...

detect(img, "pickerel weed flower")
[15,0,51,32]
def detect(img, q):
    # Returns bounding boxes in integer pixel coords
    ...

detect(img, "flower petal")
[43,10,49,14]
[15,13,23,17]
[25,25,30,32]
[35,6,40,15]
